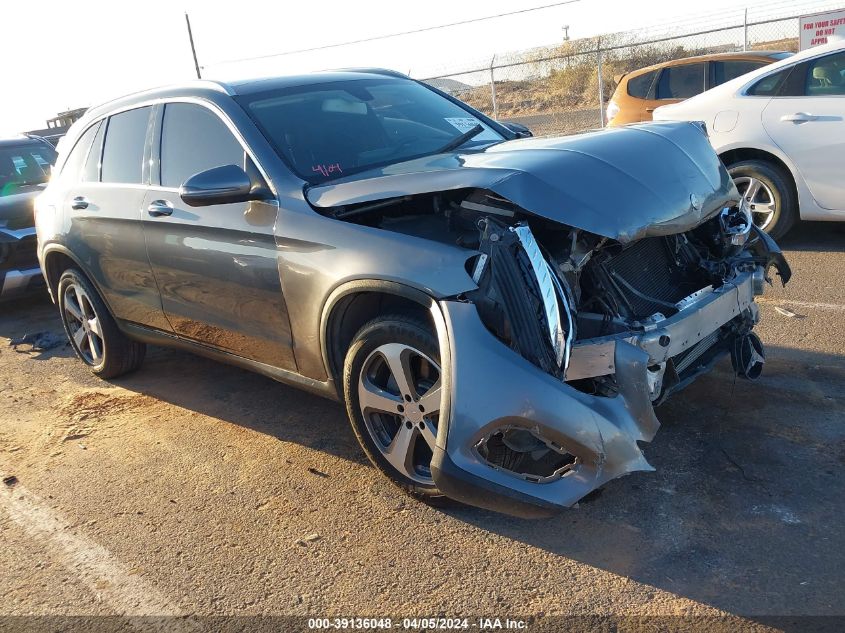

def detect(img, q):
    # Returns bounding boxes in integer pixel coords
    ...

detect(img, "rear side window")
[59,124,99,184]
[101,107,151,184]
[713,60,767,85]
[747,67,792,96]
[626,70,657,98]
[160,103,244,188]
[656,63,706,99]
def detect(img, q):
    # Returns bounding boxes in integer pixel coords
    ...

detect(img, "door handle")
[147,200,174,217]
[71,196,89,210]
[781,112,819,123]
[645,108,656,113]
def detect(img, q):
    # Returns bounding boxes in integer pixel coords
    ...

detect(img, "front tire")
[57,268,146,379]
[343,315,444,500]
[728,159,797,240]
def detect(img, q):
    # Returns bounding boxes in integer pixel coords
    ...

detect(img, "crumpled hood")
[306,121,739,243]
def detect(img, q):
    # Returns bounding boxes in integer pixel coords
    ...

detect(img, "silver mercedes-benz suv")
[36,69,790,517]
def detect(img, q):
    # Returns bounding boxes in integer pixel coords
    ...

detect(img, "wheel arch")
[42,245,86,300]
[320,280,446,396]
[42,246,116,316]
[718,146,801,217]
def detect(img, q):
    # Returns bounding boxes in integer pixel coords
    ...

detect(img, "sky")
[0,0,838,135]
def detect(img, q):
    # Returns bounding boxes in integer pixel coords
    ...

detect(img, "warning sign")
[800,8,845,50]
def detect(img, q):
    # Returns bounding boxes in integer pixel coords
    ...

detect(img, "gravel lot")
[1,223,843,630]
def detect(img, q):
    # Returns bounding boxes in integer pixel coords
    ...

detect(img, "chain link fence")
[416,4,841,136]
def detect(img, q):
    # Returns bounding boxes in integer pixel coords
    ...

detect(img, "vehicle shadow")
[778,221,845,253]
[93,329,845,618]
[441,347,845,619]
[114,344,366,465]
[0,291,73,361]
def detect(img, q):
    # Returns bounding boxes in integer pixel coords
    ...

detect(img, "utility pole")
[562,25,570,41]
[185,13,202,79]
[743,8,749,52]
[597,38,605,128]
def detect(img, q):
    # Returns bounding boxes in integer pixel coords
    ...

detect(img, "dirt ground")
[1,223,844,630]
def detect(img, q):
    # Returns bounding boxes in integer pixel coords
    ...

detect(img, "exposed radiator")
[602,237,705,319]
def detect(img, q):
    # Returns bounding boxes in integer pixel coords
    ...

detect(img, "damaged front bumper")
[0,226,44,300]
[431,269,760,518]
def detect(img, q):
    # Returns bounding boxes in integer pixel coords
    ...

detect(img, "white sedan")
[654,40,845,238]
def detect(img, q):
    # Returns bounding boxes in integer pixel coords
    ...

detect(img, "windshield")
[0,142,57,196]
[238,78,504,184]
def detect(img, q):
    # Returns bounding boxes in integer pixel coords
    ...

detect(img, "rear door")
[710,59,770,88]
[761,51,845,212]
[59,107,169,330]
[142,101,295,369]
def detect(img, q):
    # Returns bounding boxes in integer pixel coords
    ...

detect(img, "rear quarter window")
[58,124,99,184]
[626,70,657,98]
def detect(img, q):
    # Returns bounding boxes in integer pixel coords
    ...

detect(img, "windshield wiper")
[435,124,484,154]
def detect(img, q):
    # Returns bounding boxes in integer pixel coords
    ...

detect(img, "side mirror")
[500,122,533,138]
[179,164,264,207]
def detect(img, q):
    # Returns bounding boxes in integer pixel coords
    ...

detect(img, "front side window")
[238,78,505,184]
[160,103,244,188]
[101,107,152,184]
[0,141,58,196]
[627,70,657,98]
[713,60,767,86]
[656,63,706,99]
[806,51,845,96]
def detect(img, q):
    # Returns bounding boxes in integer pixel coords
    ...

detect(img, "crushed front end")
[309,121,791,516]
[430,198,790,517]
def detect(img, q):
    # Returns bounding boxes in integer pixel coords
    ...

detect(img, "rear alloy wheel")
[57,268,146,379]
[728,159,797,240]
[62,282,104,365]
[344,316,444,498]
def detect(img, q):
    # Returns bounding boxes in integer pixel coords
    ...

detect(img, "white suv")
[654,40,845,238]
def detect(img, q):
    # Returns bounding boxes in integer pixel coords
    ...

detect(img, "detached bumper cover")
[432,270,758,517]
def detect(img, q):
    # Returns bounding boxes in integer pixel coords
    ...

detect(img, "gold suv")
[606,51,792,126]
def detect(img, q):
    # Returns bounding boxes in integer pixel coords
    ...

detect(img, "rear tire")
[728,159,797,240]
[57,268,146,379]
[343,315,444,500]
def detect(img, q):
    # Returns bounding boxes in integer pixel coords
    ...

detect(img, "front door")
[142,101,296,370]
[762,50,845,212]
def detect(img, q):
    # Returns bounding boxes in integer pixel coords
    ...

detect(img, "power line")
[206,0,582,67]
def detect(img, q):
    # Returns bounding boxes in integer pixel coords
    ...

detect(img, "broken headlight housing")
[719,198,753,247]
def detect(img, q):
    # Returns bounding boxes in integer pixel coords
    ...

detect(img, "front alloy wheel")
[359,342,442,484]
[733,176,776,232]
[344,316,444,498]
[728,159,797,240]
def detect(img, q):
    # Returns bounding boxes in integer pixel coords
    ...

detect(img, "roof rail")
[331,68,409,79]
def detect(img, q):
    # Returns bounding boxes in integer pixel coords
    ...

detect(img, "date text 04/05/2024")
[307,617,529,630]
